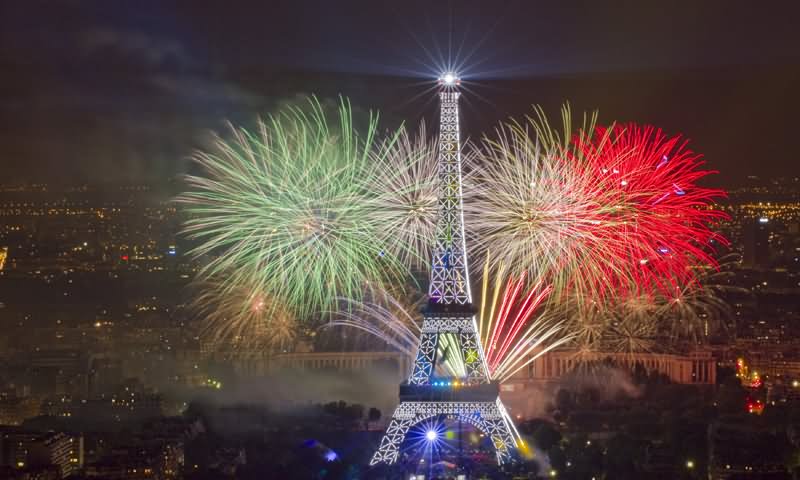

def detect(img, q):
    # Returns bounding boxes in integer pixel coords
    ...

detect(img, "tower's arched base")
[369,398,517,466]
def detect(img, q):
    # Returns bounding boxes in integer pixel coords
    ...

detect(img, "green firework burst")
[179,97,414,319]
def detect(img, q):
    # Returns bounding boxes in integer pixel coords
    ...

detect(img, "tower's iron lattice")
[370,77,518,467]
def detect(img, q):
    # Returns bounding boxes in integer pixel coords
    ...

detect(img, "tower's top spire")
[428,73,471,306]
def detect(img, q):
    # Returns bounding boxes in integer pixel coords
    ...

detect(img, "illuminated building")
[0,430,39,469]
[742,217,771,268]
[0,431,83,477]
[0,396,41,426]
[82,438,182,479]
[42,432,84,478]
[501,348,717,386]
[268,351,411,382]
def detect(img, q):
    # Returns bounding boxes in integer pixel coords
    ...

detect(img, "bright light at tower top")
[438,72,460,86]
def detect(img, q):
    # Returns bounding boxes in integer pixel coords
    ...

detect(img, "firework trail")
[328,291,467,377]
[329,291,422,358]
[179,97,415,319]
[328,257,569,382]
[478,254,572,382]
[465,105,727,308]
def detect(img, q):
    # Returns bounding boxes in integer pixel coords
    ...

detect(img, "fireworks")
[577,122,728,293]
[656,254,745,343]
[328,256,569,382]
[478,255,572,382]
[368,122,439,268]
[327,292,422,358]
[559,296,662,362]
[327,292,466,377]
[179,97,414,318]
[465,106,727,306]
[182,95,731,372]
[604,297,661,354]
[562,256,741,357]
[191,278,297,353]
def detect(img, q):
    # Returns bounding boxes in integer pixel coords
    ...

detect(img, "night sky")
[1,0,799,185]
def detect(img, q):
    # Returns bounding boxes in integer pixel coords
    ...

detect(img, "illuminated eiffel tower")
[370,73,518,466]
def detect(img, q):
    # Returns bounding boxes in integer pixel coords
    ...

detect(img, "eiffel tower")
[370,73,518,466]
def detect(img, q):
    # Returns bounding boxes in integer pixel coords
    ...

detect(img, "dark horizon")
[2,1,800,186]
[3,65,799,186]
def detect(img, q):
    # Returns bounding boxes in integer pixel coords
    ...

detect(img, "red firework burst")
[467,114,728,306]
[574,123,729,296]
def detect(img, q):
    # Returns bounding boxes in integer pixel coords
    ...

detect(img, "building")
[0,396,41,426]
[754,357,800,378]
[766,378,800,405]
[88,356,123,397]
[264,348,716,388]
[85,440,183,479]
[0,430,39,469]
[742,217,771,268]
[40,432,83,478]
[0,430,83,477]
[28,350,88,396]
[269,351,411,382]
[509,348,717,385]
[708,421,790,479]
